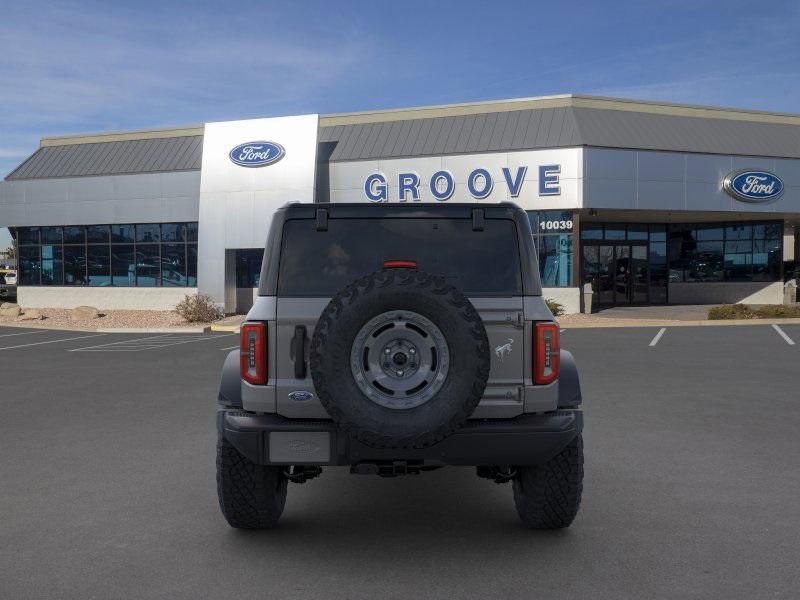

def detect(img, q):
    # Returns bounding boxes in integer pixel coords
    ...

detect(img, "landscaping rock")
[72,305,100,320]
[17,309,43,321]
[0,305,22,317]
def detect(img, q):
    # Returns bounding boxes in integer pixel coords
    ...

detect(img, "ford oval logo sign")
[723,169,784,203]
[229,141,285,168]
[288,390,313,402]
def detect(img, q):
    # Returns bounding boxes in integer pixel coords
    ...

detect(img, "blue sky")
[1,0,800,249]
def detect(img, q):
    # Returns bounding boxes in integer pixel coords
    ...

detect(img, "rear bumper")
[217,409,583,467]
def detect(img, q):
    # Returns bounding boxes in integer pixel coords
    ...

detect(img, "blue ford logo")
[723,170,784,203]
[229,141,285,167]
[288,390,313,402]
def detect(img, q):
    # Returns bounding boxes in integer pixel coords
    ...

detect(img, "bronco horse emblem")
[495,338,514,361]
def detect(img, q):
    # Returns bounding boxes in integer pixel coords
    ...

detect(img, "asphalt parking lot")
[1,323,798,600]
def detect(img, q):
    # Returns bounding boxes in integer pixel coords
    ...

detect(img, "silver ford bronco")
[216,202,584,529]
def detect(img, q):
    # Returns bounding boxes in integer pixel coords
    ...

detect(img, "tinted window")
[161,223,185,243]
[111,224,135,243]
[41,227,63,244]
[112,245,135,286]
[41,245,63,285]
[278,218,522,296]
[64,226,85,244]
[64,246,87,285]
[136,224,160,243]
[161,244,187,286]
[136,245,160,286]
[86,225,109,243]
[18,227,40,245]
[87,245,111,286]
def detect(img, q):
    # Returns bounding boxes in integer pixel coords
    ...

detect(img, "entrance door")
[583,243,648,305]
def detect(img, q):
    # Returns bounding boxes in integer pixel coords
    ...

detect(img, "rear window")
[278,218,522,296]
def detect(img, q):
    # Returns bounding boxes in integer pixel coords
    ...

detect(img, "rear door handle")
[292,326,307,379]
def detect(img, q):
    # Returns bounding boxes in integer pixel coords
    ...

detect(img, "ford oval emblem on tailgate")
[288,390,314,402]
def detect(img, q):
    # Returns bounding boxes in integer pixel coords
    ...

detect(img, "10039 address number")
[540,220,573,231]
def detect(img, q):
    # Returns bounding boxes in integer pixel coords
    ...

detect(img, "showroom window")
[14,223,199,287]
[235,249,264,288]
[527,211,574,287]
[668,221,782,283]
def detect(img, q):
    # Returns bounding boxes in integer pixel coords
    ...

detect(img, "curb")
[209,324,241,332]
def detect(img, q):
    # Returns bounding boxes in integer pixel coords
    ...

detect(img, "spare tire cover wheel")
[310,269,490,449]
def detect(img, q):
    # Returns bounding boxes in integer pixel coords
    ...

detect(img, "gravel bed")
[0,307,243,331]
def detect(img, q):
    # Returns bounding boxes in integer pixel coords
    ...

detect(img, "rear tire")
[216,435,288,529]
[512,434,584,529]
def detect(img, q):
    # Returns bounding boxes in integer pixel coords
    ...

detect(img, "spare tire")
[310,268,490,449]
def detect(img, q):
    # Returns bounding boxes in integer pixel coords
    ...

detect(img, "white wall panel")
[197,114,318,309]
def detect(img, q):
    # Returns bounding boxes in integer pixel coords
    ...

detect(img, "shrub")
[754,304,800,318]
[175,294,223,323]
[707,304,758,320]
[545,298,565,316]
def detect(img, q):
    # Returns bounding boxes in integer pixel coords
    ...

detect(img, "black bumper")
[217,409,583,467]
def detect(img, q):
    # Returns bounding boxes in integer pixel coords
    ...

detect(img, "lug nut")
[409,348,416,354]
[384,348,391,354]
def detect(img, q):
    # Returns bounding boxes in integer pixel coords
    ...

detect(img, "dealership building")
[1,94,798,314]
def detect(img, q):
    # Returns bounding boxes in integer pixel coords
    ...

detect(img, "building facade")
[1,94,798,313]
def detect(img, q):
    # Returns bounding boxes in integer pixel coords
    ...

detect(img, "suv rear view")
[217,202,583,529]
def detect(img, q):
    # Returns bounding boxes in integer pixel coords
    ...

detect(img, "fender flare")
[558,349,582,408]
[218,349,242,408]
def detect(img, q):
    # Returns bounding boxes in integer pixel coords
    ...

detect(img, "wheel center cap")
[392,352,408,366]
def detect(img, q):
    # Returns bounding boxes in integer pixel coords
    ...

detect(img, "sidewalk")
[558,304,800,328]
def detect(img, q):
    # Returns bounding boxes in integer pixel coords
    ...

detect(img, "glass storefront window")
[111,225,135,243]
[86,225,109,243]
[627,225,648,240]
[527,211,574,287]
[581,224,602,240]
[666,220,782,283]
[41,245,63,285]
[161,223,185,243]
[161,244,187,286]
[603,224,626,240]
[136,245,160,286]
[13,222,198,288]
[87,245,111,286]
[136,224,160,243]
[19,246,40,285]
[236,249,264,288]
[41,227,63,244]
[64,226,85,244]
[537,235,573,287]
[64,246,87,285]
[111,245,135,287]
[18,227,40,245]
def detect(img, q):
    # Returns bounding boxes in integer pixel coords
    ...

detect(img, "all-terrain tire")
[216,434,288,529]
[310,268,490,450]
[512,434,584,529]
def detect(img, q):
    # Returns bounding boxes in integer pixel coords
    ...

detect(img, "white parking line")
[67,333,173,351]
[649,328,667,347]
[220,345,239,351]
[0,330,49,339]
[0,333,105,352]
[771,324,795,346]
[70,333,235,352]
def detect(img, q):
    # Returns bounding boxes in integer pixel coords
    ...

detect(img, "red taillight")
[533,322,560,385]
[383,260,418,269]
[240,322,267,385]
